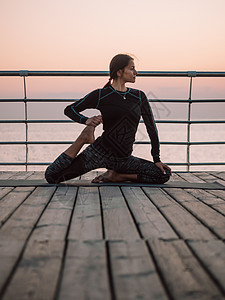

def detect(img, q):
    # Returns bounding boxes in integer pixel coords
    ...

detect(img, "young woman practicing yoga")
[45,54,171,184]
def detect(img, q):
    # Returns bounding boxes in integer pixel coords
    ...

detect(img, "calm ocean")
[1,74,225,171]
[1,123,224,172]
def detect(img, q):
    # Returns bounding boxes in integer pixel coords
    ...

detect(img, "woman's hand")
[85,115,103,127]
[155,162,172,175]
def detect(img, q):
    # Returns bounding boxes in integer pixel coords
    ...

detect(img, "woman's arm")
[141,91,161,163]
[64,89,100,124]
[141,91,172,175]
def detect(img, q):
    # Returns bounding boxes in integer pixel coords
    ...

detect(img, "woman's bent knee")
[45,165,59,184]
[137,168,171,184]
[44,152,74,184]
[160,173,170,184]
[45,166,54,184]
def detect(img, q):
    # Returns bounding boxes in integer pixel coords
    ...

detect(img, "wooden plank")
[143,188,216,240]
[2,240,64,300]
[197,172,225,201]
[205,172,225,187]
[0,171,41,180]
[148,239,224,300]
[207,189,225,202]
[0,172,37,292]
[100,186,140,240]
[0,172,38,203]
[192,172,217,183]
[1,186,75,299]
[0,239,25,295]
[193,172,225,187]
[121,186,178,240]
[57,240,111,300]
[0,172,19,179]
[167,172,182,182]
[0,186,56,293]
[187,189,225,216]
[65,170,99,182]
[213,171,225,180]
[68,187,103,241]
[182,172,225,192]
[0,186,34,227]
[187,240,225,293]
[109,240,169,300]
[177,172,225,215]
[164,187,225,240]
[209,171,225,183]
[80,170,98,180]
[177,172,205,183]
[0,187,14,201]
[9,172,34,180]
[26,171,45,180]
[201,172,225,204]
[0,186,56,240]
[0,172,48,225]
[175,172,225,193]
[30,186,76,242]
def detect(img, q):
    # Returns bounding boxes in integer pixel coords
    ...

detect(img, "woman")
[45,54,171,184]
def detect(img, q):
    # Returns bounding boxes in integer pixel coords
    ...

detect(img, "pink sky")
[0,0,225,100]
[0,0,225,172]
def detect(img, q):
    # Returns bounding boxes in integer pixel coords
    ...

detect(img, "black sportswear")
[64,85,161,163]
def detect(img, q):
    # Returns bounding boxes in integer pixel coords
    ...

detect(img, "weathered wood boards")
[1,184,76,300]
[0,171,225,299]
[143,187,216,240]
[68,187,102,241]
[109,240,168,300]
[148,239,225,299]
[122,186,178,240]
[58,241,111,300]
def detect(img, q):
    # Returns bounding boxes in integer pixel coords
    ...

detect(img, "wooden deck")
[0,171,225,300]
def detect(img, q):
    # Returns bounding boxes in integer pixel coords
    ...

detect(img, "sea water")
[1,76,225,171]
[0,122,224,171]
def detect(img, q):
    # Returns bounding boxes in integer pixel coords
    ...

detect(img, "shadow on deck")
[0,171,225,299]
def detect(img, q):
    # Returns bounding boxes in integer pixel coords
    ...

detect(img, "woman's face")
[120,60,137,83]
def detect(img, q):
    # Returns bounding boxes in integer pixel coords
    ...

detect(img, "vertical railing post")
[187,71,196,171]
[20,71,29,171]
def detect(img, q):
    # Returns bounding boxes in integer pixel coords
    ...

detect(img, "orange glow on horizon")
[0,0,225,99]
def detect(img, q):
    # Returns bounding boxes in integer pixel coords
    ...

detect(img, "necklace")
[110,86,129,100]
[116,91,127,100]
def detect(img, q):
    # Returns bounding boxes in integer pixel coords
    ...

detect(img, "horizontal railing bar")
[1,71,225,77]
[183,120,225,124]
[0,71,109,77]
[169,162,225,166]
[1,120,225,124]
[1,71,224,169]
[169,163,225,166]
[1,162,225,166]
[188,99,225,103]
[1,141,224,145]
[135,141,225,145]
[1,98,225,103]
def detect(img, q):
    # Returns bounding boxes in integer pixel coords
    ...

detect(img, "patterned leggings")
[45,144,170,184]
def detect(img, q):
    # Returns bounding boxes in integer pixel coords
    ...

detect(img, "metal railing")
[1,70,225,171]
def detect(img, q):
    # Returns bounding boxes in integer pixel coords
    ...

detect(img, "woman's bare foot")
[92,170,124,183]
[92,169,138,183]
[78,125,95,144]
[64,125,95,158]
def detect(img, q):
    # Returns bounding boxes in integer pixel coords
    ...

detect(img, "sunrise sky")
[0,0,225,101]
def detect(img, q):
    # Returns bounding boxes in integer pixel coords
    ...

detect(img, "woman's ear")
[117,69,123,78]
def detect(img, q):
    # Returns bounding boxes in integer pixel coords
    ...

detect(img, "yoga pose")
[45,54,171,184]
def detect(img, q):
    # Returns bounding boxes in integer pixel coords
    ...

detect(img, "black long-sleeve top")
[64,85,161,163]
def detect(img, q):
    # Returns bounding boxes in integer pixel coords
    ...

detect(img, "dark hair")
[103,54,134,88]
